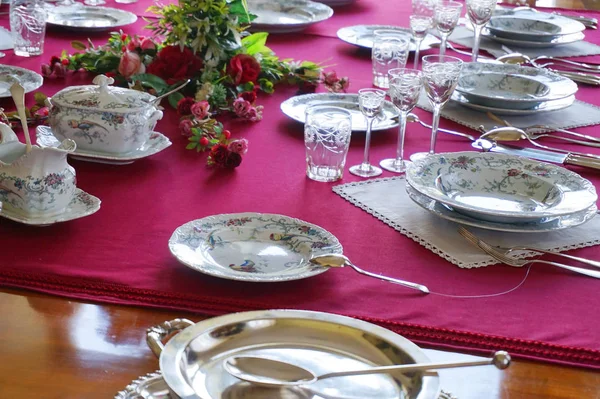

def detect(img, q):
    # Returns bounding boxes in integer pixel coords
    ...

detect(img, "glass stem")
[440,35,447,56]
[395,111,408,165]
[362,117,374,167]
[429,104,442,154]
[472,25,482,62]
[413,39,422,69]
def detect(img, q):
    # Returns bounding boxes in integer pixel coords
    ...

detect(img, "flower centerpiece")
[44,0,348,168]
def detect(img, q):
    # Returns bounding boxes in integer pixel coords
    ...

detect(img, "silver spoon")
[224,351,511,388]
[310,253,429,294]
[407,113,476,141]
[149,79,191,105]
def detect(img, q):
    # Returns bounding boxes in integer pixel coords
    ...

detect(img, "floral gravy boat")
[0,122,77,217]
[47,75,163,155]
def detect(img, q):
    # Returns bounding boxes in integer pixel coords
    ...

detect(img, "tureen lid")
[51,75,156,112]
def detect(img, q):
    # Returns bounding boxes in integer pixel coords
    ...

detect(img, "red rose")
[227,54,261,85]
[224,152,242,168]
[177,97,195,116]
[147,45,203,85]
[210,144,229,166]
[239,91,257,104]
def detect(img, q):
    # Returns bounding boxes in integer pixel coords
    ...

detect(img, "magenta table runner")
[1,0,600,369]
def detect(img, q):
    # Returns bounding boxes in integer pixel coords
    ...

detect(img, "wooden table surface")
[0,287,598,399]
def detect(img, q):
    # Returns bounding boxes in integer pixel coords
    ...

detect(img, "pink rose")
[227,139,249,155]
[118,51,144,79]
[140,38,156,51]
[179,119,194,137]
[53,62,66,78]
[246,105,263,122]
[41,64,52,77]
[322,71,338,86]
[191,101,210,120]
[233,98,251,117]
[126,36,141,52]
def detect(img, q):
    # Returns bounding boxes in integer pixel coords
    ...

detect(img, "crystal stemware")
[84,0,105,5]
[434,0,463,56]
[410,15,433,69]
[466,0,497,61]
[422,55,463,156]
[380,68,423,174]
[371,30,410,89]
[349,88,386,178]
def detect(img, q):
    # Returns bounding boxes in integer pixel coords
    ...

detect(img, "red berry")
[199,137,209,146]
[61,59,70,66]
[223,129,231,139]
[121,34,127,41]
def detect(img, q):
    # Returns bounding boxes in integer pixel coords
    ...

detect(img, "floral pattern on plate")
[36,126,172,165]
[0,65,43,98]
[406,152,597,223]
[0,188,101,226]
[488,14,585,41]
[169,213,343,282]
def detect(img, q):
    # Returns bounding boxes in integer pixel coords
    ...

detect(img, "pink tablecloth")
[1,0,600,369]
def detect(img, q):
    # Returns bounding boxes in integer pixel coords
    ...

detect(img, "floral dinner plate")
[169,213,343,282]
[248,0,333,33]
[0,65,43,98]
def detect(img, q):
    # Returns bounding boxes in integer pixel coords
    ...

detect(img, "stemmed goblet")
[349,88,386,178]
[410,15,433,69]
[422,55,463,155]
[434,0,463,56]
[380,68,423,174]
[466,0,497,61]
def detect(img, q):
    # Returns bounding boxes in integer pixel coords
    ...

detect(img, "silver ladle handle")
[346,261,430,294]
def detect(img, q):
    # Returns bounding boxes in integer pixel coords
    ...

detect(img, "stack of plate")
[405,152,598,233]
[452,62,578,116]
[483,11,586,48]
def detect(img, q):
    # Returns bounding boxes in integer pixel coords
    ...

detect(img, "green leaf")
[71,41,87,51]
[242,32,268,55]
[186,142,198,150]
[168,92,185,109]
[132,73,169,92]
[229,0,256,24]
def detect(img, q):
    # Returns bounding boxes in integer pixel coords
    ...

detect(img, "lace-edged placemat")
[416,96,600,134]
[333,177,600,269]
[449,25,600,58]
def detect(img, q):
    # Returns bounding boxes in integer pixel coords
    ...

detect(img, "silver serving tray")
[281,93,399,132]
[46,5,138,31]
[248,0,333,33]
[337,25,440,52]
[152,311,440,399]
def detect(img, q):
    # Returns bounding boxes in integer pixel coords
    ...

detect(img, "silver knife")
[472,139,600,171]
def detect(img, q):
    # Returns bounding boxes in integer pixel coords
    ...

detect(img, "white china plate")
[488,14,585,42]
[483,28,585,48]
[248,0,333,33]
[406,152,597,223]
[36,126,172,165]
[407,184,597,233]
[0,65,43,98]
[0,189,101,226]
[168,213,343,282]
[337,24,440,52]
[455,63,577,110]
[156,310,440,399]
[314,0,355,6]
[452,92,576,116]
[46,5,138,31]
[281,93,399,132]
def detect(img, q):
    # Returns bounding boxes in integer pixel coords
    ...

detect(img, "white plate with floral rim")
[482,28,585,48]
[248,0,333,33]
[0,65,43,98]
[281,93,399,132]
[336,25,440,52]
[407,184,597,233]
[406,152,597,224]
[451,92,575,116]
[487,14,585,42]
[0,189,100,226]
[169,213,343,282]
[36,126,172,165]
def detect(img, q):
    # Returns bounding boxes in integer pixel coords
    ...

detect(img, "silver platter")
[46,5,138,31]
[337,24,440,52]
[281,93,399,132]
[407,185,597,233]
[248,0,333,33]
[155,310,441,399]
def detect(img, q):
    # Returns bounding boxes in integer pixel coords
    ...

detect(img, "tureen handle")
[92,74,115,95]
[0,122,19,145]
[146,318,195,358]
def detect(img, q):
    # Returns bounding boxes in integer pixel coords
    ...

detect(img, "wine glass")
[410,15,433,69]
[422,55,463,155]
[84,0,105,5]
[349,88,386,178]
[380,68,423,174]
[434,0,463,56]
[466,0,497,61]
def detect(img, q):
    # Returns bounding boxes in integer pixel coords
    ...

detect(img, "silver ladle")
[224,351,511,388]
[480,126,600,160]
[310,254,429,294]
[149,79,191,105]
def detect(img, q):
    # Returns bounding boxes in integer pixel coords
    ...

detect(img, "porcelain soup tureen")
[0,123,76,217]
[47,75,163,154]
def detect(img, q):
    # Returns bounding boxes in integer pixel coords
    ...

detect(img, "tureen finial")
[92,75,115,92]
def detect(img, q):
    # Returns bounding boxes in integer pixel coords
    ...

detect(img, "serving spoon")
[224,351,511,388]
[149,79,191,105]
[407,113,476,141]
[310,253,429,294]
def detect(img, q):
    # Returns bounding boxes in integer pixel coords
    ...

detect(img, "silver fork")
[458,226,600,279]
[520,127,600,148]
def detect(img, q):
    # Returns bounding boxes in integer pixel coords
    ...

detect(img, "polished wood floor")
[0,288,598,399]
